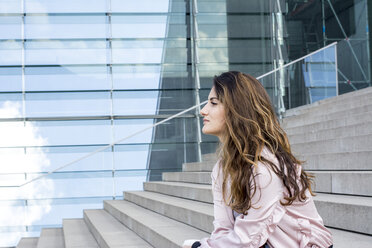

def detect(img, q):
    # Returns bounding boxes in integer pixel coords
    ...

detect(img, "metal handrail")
[2,42,338,188]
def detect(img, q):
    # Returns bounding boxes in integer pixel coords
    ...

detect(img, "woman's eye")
[211,102,217,105]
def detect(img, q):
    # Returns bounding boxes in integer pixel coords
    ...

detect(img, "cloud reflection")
[0,101,52,246]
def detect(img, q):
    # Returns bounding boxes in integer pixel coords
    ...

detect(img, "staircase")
[16,87,372,247]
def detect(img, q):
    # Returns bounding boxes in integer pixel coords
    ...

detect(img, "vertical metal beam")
[107,0,116,200]
[274,0,286,116]
[366,0,372,86]
[335,43,339,95]
[21,0,26,125]
[322,0,326,47]
[190,0,202,162]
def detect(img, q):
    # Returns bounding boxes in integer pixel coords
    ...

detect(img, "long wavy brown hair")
[213,71,314,214]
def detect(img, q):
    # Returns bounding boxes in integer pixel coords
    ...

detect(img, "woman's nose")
[200,105,207,116]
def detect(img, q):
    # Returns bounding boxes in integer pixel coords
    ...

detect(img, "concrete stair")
[83,209,152,248]
[16,238,38,248]
[16,87,372,247]
[63,219,98,248]
[104,200,208,248]
[36,228,64,248]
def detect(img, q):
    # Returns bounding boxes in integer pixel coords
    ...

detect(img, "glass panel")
[20,171,114,199]
[0,93,23,119]
[25,40,108,65]
[23,197,104,225]
[0,148,25,173]
[114,143,198,172]
[111,16,167,38]
[225,15,271,38]
[221,40,272,64]
[111,0,170,13]
[113,119,154,144]
[112,39,189,64]
[151,117,198,143]
[0,68,22,92]
[113,64,192,90]
[25,0,108,13]
[114,170,146,196]
[114,144,149,170]
[198,44,228,63]
[112,65,161,90]
[198,1,226,13]
[0,16,22,39]
[0,41,22,66]
[113,91,159,116]
[0,146,112,174]
[24,120,111,146]
[160,64,192,89]
[0,121,44,149]
[146,142,199,181]
[337,39,370,93]
[0,0,21,13]
[114,117,197,144]
[111,40,164,64]
[113,90,194,115]
[25,92,111,117]
[25,66,110,91]
[259,44,337,111]
[25,15,108,39]
[29,146,113,172]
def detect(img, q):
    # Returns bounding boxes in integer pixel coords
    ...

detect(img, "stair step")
[63,219,99,248]
[311,171,372,196]
[37,228,64,248]
[329,228,372,248]
[104,200,209,248]
[282,103,372,128]
[287,121,372,144]
[123,189,372,243]
[182,160,215,172]
[291,134,372,155]
[300,151,372,170]
[162,172,211,184]
[283,86,372,118]
[16,237,38,248]
[145,181,372,235]
[105,198,372,247]
[124,191,214,233]
[314,193,372,235]
[284,111,372,136]
[144,181,212,203]
[83,209,152,248]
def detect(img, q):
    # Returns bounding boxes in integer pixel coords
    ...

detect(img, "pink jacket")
[200,148,333,248]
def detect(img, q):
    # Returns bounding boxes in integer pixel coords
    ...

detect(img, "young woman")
[184,71,333,248]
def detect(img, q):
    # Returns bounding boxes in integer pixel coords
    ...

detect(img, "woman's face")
[200,87,226,139]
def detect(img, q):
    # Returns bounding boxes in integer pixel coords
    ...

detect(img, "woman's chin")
[202,128,215,136]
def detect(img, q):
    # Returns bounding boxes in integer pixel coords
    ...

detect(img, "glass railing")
[258,42,338,115]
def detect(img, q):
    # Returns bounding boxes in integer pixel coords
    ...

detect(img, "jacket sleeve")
[199,162,287,248]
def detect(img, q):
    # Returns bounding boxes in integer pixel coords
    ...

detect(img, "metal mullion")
[335,42,339,95]
[365,0,371,85]
[107,0,116,200]
[191,0,202,162]
[20,0,28,234]
[322,0,326,47]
